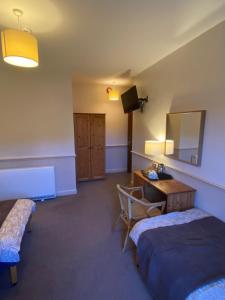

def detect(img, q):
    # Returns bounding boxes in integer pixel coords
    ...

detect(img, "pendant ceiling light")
[1,9,39,68]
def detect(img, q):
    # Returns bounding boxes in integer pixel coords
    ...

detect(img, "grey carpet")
[0,173,151,300]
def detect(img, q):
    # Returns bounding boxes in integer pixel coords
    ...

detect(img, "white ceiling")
[1,0,225,84]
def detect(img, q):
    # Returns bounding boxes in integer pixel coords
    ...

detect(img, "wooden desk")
[133,170,196,213]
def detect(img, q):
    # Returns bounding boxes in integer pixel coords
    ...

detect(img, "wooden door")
[74,113,105,181]
[90,114,105,179]
[127,112,133,173]
[74,114,91,181]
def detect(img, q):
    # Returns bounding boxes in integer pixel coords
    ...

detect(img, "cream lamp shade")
[1,29,39,68]
[108,89,119,101]
[106,87,119,101]
[145,140,164,156]
[165,140,174,155]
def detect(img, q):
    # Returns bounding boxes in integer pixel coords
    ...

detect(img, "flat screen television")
[121,86,140,113]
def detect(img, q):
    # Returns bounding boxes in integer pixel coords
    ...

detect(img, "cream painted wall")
[133,20,225,221]
[73,82,128,172]
[0,66,76,196]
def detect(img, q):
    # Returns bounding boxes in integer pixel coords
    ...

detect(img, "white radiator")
[0,167,56,201]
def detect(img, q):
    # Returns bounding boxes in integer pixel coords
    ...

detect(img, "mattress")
[130,208,225,300]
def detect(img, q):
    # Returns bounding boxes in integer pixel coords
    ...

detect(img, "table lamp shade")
[1,29,39,68]
[145,140,164,156]
[165,140,174,155]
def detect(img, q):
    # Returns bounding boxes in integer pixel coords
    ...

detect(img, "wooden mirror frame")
[165,110,206,166]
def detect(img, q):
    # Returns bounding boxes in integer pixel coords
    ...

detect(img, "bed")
[0,199,36,284]
[130,208,225,300]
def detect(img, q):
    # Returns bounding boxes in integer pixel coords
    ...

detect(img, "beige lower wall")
[132,152,225,221]
[106,145,127,173]
[0,156,76,196]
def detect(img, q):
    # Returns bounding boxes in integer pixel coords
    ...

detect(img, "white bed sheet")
[187,278,225,300]
[130,208,210,246]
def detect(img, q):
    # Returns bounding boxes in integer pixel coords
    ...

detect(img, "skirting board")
[106,168,127,174]
[56,189,77,197]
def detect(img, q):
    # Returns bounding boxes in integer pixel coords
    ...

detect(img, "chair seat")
[132,202,149,220]
[147,207,162,217]
[132,204,162,220]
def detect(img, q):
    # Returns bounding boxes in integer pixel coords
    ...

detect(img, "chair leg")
[9,266,17,285]
[113,214,121,231]
[122,225,131,253]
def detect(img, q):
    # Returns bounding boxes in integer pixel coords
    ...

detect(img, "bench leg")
[27,216,32,233]
[10,266,17,285]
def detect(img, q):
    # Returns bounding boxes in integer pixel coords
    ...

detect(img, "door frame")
[127,112,133,173]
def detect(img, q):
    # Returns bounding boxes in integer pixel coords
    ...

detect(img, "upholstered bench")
[0,199,36,285]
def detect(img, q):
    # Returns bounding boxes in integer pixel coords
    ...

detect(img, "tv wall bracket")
[138,96,148,112]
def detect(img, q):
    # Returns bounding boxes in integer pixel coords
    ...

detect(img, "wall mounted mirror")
[166,110,206,166]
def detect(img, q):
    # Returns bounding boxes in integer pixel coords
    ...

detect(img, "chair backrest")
[116,184,133,220]
[117,184,166,222]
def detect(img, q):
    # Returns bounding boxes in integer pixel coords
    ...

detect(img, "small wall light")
[165,140,174,155]
[145,140,164,156]
[106,87,119,101]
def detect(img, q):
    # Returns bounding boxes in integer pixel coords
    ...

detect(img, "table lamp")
[145,140,164,156]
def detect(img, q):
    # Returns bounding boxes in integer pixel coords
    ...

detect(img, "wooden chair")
[115,184,166,252]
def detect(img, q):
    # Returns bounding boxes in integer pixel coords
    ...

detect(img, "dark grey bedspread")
[137,216,225,300]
